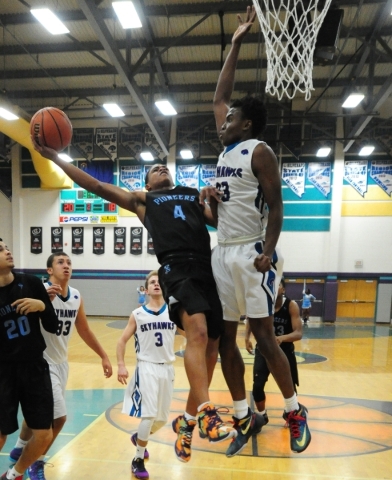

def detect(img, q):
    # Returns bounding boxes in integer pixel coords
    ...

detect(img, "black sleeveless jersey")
[274,297,294,353]
[144,186,212,263]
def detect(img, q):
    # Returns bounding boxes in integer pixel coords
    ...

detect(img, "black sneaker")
[287,404,311,453]
[226,409,268,457]
[131,457,149,479]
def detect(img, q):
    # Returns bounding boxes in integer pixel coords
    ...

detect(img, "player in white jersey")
[201,6,311,456]
[9,252,113,480]
[117,271,177,479]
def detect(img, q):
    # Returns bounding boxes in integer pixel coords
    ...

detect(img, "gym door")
[336,279,377,320]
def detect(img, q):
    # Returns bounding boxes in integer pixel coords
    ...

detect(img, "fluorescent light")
[58,154,74,162]
[112,2,142,28]
[0,108,19,120]
[31,9,69,35]
[140,151,154,161]
[316,147,331,157]
[342,94,365,108]
[359,146,375,156]
[103,103,125,117]
[155,100,177,116]
[180,149,193,159]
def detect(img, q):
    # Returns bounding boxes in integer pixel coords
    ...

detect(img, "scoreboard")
[60,190,118,215]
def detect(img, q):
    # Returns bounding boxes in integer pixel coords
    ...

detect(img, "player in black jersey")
[32,142,236,462]
[0,240,59,480]
[245,279,302,419]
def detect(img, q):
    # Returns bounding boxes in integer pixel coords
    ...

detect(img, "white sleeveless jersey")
[133,304,176,364]
[41,283,81,364]
[216,139,269,242]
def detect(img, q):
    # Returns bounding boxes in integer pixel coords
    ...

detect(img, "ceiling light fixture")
[0,108,19,120]
[155,100,177,116]
[342,93,365,108]
[112,2,142,29]
[316,147,331,157]
[358,145,375,156]
[140,151,154,161]
[180,149,193,159]
[103,103,125,117]
[31,9,70,35]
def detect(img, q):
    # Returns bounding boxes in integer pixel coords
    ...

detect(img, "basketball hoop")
[253,0,333,101]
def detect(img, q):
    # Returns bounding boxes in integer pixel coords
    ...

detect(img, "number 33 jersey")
[41,283,81,364]
[133,304,176,364]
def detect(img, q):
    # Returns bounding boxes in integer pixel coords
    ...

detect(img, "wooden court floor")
[1,318,391,480]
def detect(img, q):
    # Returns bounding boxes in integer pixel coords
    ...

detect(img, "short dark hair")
[46,251,69,268]
[231,95,268,137]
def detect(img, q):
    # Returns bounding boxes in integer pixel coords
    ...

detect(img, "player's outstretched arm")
[75,299,113,378]
[116,314,137,385]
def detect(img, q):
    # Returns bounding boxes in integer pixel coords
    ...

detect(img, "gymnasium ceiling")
[1,0,392,158]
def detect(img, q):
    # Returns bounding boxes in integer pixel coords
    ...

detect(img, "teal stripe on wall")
[284,202,332,217]
[282,218,330,231]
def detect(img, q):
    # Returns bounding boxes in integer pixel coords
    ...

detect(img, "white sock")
[260,409,267,415]
[7,467,23,479]
[135,445,146,459]
[15,438,28,449]
[184,412,196,422]
[284,394,299,413]
[233,399,249,419]
[197,401,211,412]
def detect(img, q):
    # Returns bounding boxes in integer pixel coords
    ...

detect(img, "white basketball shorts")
[49,361,69,419]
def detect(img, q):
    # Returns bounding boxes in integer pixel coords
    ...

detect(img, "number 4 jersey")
[41,282,81,364]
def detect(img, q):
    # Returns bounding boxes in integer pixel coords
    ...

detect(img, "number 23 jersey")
[41,283,81,364]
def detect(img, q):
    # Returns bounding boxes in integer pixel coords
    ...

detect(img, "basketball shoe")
[287,404,311,453]
[172,415,196,462]
[131,433,149,459]
[226,409,268,457]
[1,472,24,480]
[28,460,47,480]
[131,457,149,479]
[198,403,237,443]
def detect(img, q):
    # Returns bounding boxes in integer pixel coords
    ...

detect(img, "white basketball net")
[253,0,333,101]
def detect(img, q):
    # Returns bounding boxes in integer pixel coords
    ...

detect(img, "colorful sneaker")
[9,447,23,464]
[1,472,24,480]
[131,457,149,479]
[172,415,196,463]
[226,409,268,457]
[282,410,289,427]
[131,433,149,459]
[287,404,311,453]
[28,460,46,480]
[198,403,237,443]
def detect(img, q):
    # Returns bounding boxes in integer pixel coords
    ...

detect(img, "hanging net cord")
[253,0,333,101]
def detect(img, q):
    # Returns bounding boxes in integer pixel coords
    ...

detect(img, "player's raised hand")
[31,134,58,161]
[199,186,223,205]
[12,298,45,315]
[232,6,256,45]
[46,283,62,301]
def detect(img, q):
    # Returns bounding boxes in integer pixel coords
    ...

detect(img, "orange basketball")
[30,107,73,152]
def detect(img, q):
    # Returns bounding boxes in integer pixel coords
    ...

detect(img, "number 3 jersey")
[133,304,176,364]
[41,283,81,364]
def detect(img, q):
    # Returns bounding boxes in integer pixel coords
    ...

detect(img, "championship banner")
[30,227,42,254]
[114,227,126,255]
[72,128,94,161]
[92,227,105,255]
[177,165,199,188]
[282,163,305,197]
[344,160,368,197]
[130,227,143,255]
[200,164,217,187]
[120,166,142,191]
[119,127,143,157]
[95,128,118,161]
[51,227,63,253]
[71,227,84,255]
[147,231,155,255]
[144,126,165,160]
[308,162,331,197]
[370,160,392,196]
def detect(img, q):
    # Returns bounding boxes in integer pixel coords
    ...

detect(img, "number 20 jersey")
[216,139,269,242]
[41,283,81,364]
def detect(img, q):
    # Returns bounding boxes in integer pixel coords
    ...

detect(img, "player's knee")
[33,428,52,447]
[253,378,267,402]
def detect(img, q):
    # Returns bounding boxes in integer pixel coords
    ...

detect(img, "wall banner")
[120,165,142,191]
[282,163,305,197]
[308,162,331,197]
[200,164,217,187]
[130,227,143,255]
[370,160,392,196]
[147,231,155,255]
[95,128,118,161]
[30,227,42,254]
[119,127,143,157]
[72,128,94,161]
[114,227,126,255]
[71,227,84,255]
[177,165,199,188]
[344,160,368,197]
[92,227,105,255]
[51,227,63,253]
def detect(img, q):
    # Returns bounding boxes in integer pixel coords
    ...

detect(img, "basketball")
[30,107,73,152]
